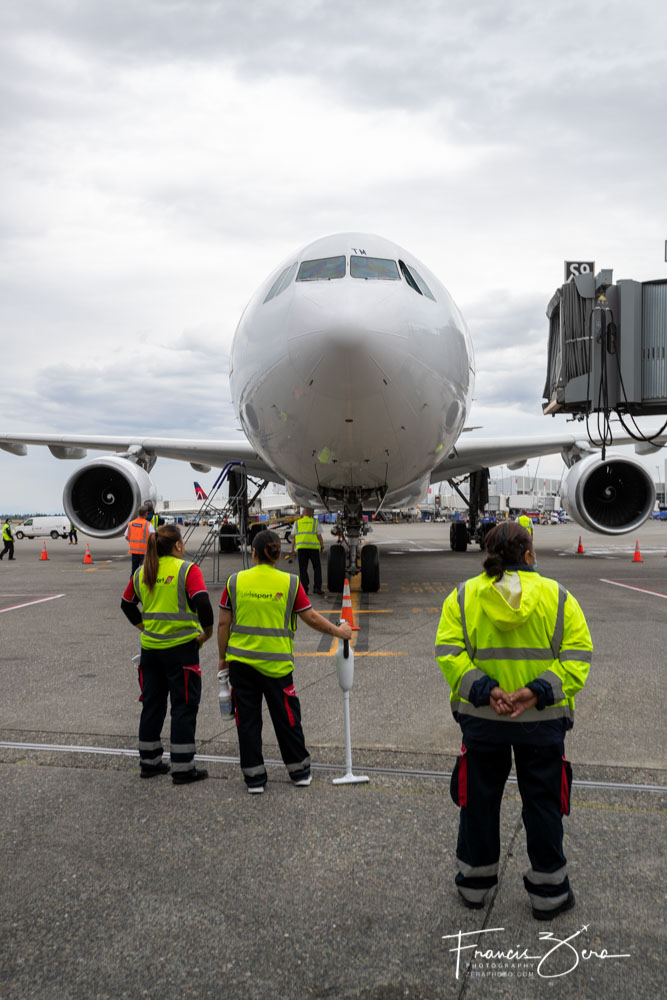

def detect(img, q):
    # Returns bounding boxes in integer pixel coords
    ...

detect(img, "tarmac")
[0,520,665,999]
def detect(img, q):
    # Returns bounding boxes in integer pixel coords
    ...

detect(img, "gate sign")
[564,260,595,283]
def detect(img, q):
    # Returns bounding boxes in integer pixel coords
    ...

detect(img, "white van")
[14,516,70,540]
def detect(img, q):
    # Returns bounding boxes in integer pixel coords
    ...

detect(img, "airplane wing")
[431,430,667,481]
[0,433,281,483]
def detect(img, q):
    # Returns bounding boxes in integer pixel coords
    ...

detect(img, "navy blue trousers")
[296,548,322,593]
[228,661,311,788]
[138,640,201,775]
[451,741,572,912]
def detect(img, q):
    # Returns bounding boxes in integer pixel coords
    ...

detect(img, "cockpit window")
[399,260,436,300]
[263,261,298,303]
[296,256,346,281]
[350,256,400,280]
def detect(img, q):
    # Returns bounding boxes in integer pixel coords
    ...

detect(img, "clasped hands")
[490,685,538,718]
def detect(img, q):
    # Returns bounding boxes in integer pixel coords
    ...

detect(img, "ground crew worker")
[68,521,78,545]
[121,524,213,783]
[435,521,592,919]
[218,529,352,793]
[516,508,534,537]
[1,518,15,561]
[125,505,154,575]
[290,506,325,595]
[145,502,163,532]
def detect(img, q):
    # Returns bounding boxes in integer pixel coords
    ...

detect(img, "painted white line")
[1,741,665,793]
[600,579,667,600]
[0,594,65,613]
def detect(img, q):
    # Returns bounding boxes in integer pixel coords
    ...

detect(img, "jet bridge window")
[350,256,399,280]
[399,260,436,300]
[263,261,298,303]
[296,256,346,281]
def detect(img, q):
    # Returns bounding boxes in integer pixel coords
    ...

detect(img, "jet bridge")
[543,268,667,417]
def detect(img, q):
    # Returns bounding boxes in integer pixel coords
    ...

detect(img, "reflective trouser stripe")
[242,764,267,778]
[457,885,490,904]
[457,860,499,878]
[170,741,197,771]
[524,864,568,885]
[526,889,571,911]
[138,739,163,764]
[286,756,311,774]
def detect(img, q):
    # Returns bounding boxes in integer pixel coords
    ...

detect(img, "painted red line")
[0,594,65,613]
[600,579,667,600]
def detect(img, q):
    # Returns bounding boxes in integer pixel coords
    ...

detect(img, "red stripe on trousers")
[458,744,468,807]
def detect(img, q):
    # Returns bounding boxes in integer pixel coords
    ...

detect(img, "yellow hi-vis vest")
[2,522,12,541]
[134,555,201,650]
[225,564,300,677]
[294,516,320,550]
[516,514,534,536]
[435,570,592,725]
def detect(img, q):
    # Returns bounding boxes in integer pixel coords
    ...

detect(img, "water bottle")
[218,669,234,718]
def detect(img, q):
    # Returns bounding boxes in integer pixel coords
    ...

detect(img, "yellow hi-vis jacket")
[516,514,534,536]
[293,516,320,550]
[134,556,201,650]
[435,570,592,726]
[2,522,12,541]
[225,564,300,677]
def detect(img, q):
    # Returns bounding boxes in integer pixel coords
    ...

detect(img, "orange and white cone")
[632,540,642,563]
[40,542,49,561]
[340,578,359,630]
[83,543,93,565]
[576,536,584,554]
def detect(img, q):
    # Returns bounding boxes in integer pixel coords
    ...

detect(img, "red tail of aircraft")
[193,481,208,500]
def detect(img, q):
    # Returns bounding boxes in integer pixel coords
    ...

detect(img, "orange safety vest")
[127,518,151,554]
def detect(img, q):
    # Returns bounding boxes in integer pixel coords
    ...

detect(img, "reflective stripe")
[451,701,574,723]
[457,583,474,658]
[171,760,195,772]
[233,625,295,639]
[171,743,197,754]
[286,756,311,774]
[143,627,200,641]
[435,644,466,657]
[227,645,294,662]
[458,860,499,878]
[527,889,570,911]
[138,740,163,751]
[550,585,567,656]
[457,885,488,903]
[458,668,488,702]
[242,764,267,778]
[524,864,568,886]
[475,647,556,661]
[540,668,565,704]
[560,648,593,663]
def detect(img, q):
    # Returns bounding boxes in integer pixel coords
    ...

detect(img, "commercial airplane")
[1,232,664,591]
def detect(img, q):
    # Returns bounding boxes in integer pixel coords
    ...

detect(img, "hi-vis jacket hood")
[476,569,543,632]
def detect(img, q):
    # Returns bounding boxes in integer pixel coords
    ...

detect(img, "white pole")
[332,636,369,785]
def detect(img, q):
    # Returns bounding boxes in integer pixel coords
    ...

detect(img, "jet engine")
[561,454,655,535]
[63,456,157,538]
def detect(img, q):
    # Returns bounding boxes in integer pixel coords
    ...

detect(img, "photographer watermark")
[442,924,631,980]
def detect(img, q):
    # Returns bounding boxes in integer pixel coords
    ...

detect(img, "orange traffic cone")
[83,543,93,565]
[40,542,49,560]
[632,540,642,563]
[577,536,584,554]
[340,578,360,631]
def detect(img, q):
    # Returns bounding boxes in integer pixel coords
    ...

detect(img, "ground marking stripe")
[1,741,664,794]
[600,579,667,600]
[0,594,65,613]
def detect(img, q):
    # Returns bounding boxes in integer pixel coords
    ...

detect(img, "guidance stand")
[332,630,369,786]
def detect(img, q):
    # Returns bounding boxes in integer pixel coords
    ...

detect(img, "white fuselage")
[230,233,475,510]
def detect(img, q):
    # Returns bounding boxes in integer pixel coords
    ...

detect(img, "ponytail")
[482,521,533,581]
[142,524,183,590]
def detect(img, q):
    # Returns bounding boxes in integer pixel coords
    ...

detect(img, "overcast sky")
[1,0,666,511]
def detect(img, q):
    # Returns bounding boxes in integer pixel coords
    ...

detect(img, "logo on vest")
[272,592,284,601]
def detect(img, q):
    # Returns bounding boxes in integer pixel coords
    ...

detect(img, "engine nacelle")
[561,453,655,535]
[63,456,157,538]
